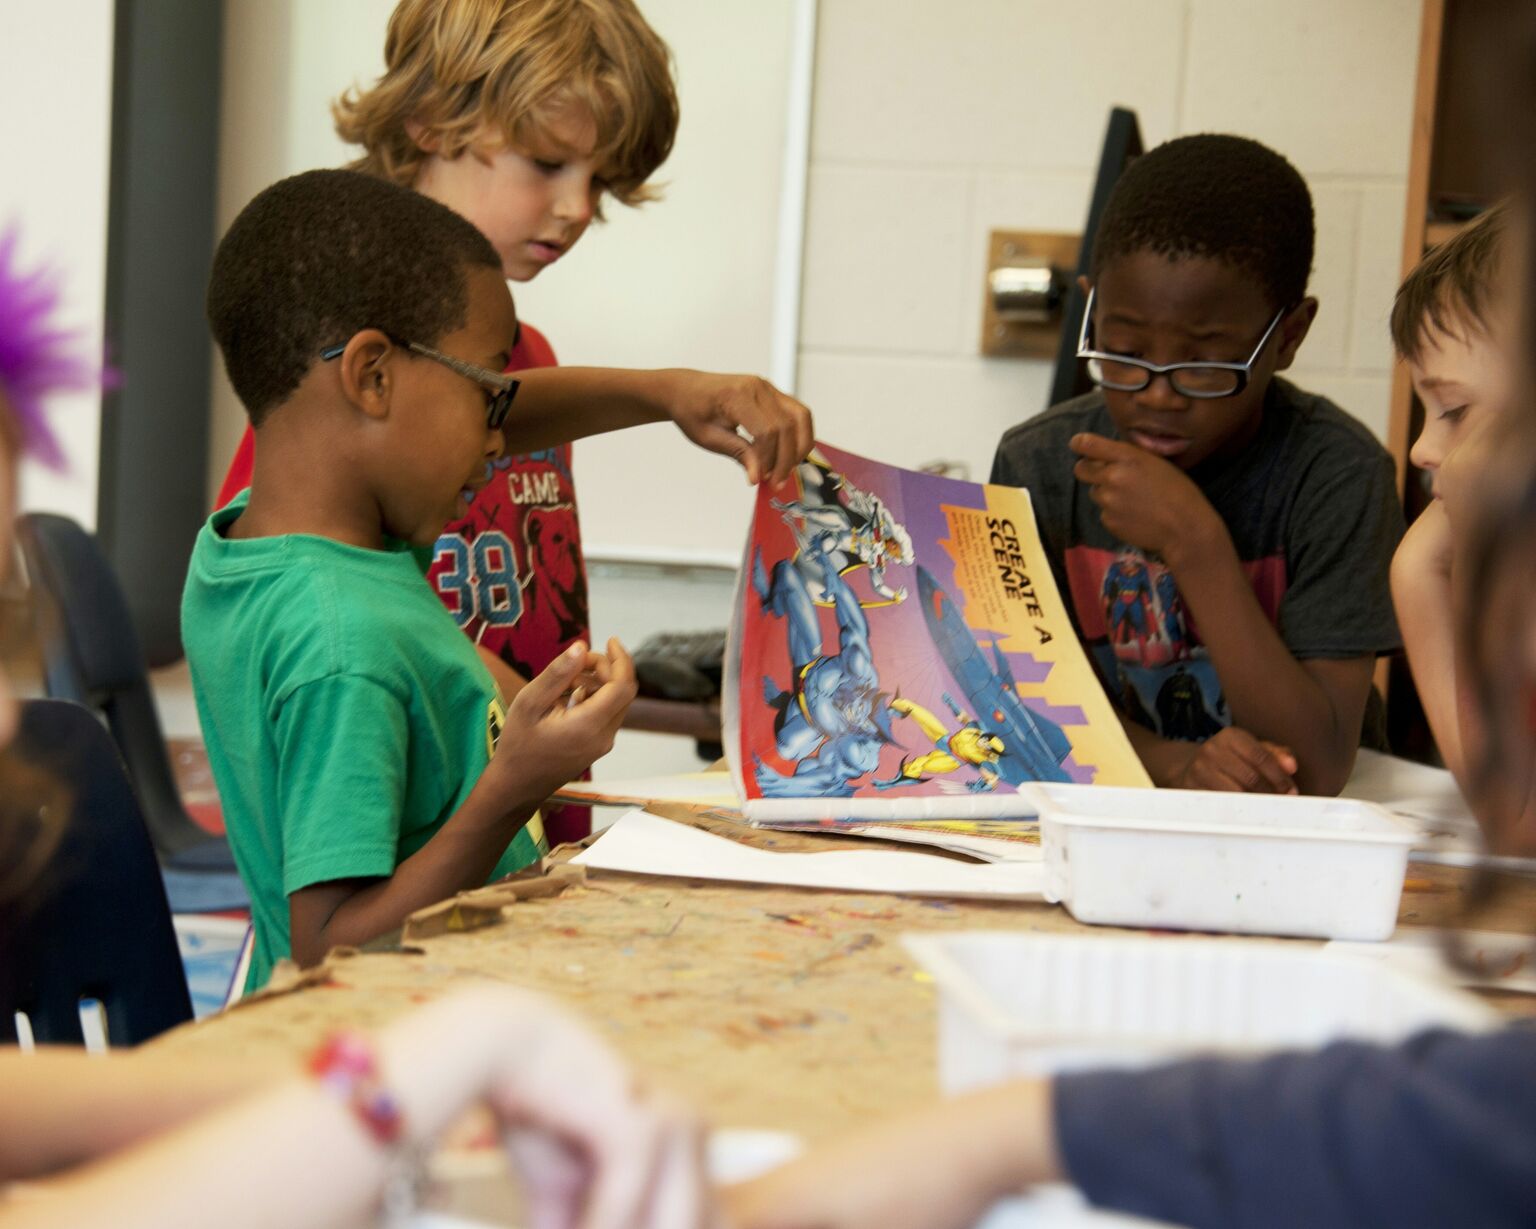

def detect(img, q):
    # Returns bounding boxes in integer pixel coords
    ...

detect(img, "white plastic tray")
[1024,783,1417,941]
[906,931,1495,1091]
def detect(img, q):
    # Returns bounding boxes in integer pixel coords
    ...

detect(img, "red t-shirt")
[214,322,593,842]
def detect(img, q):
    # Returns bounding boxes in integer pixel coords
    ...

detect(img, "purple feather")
[0,229,111,470]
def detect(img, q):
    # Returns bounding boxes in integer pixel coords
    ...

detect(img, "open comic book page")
[724,443,1151,823]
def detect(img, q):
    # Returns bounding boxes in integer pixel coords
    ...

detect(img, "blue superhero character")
[752,548,897,797]
[1102,549,1157,657]
[1153,567,1188,655]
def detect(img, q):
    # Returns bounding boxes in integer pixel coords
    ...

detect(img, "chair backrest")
[17,512,205,858]
[0,700,193,1046]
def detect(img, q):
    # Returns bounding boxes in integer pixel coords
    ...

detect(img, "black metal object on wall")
[1047,107,1144,411]
[97,0,223,666]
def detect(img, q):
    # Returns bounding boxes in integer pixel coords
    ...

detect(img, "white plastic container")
[1023,783,1418,941]
[906,931,1495,1093]
[909,930,1495,1228]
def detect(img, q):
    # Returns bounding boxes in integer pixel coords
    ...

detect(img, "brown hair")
[334,0,678,219]
[1390,200,1513,362]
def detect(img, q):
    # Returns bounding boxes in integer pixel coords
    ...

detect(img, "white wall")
[0,3,115,529]
[799,0,1423,482]
[209,0,800,564]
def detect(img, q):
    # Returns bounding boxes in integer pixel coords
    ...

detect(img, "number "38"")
[435,530,523,628]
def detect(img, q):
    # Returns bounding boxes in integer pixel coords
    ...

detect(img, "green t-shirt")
[182,493,545,990]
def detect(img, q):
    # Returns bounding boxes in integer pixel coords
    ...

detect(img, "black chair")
[17,512,247,911]
[0,700,194,1045]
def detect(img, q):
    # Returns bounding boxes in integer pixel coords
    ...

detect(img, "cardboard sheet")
[573,810,1044,899]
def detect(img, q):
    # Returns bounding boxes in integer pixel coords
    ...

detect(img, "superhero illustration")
[916,567,1073,784]
[1155,664,1225,742]
[774,459,914,605]
[752,548,899,797]
[874,693,1006,793]
[1153,567,1190,658]
[1102,548,1159,662]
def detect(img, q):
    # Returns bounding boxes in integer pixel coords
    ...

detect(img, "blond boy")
[1389,202,1512,782]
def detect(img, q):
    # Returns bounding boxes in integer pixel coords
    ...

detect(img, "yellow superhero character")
[874,693,1005,793]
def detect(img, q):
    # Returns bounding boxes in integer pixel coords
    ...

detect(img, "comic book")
[723,443,1152,823]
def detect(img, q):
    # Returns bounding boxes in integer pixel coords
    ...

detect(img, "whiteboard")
[210,0,803,566]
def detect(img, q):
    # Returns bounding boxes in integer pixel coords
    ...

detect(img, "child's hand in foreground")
[661,370,815,486]
[1167,726,1298,793]
[1070,433,1227,566]
[491,638,636,798]
[724,1081,1060,1229]
[463,988,716,1229]
[385,986,718,1229]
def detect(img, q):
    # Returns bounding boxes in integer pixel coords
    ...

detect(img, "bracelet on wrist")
[308,1031,428,1226]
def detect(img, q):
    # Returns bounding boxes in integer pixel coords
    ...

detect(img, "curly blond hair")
[334,0,678,218]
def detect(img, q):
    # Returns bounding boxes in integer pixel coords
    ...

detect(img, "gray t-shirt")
[989,379,1404,740]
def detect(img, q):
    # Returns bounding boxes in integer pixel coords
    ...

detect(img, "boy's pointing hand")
[664,371,815,486]
[1070,432,1224,565]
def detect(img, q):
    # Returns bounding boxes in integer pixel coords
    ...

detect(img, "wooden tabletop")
[149,808,1536,1143]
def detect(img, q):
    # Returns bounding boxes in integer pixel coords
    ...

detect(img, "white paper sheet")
[573,810,1044,899]
[1340,750,1536,870]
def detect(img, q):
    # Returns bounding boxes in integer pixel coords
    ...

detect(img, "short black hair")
[207,169,502,424]
[1090,134,1315,309]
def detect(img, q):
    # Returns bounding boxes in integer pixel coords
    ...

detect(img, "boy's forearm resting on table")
[726,1079,1061,1229]
[288,774,541,967]
[1162,519,1370,794]
[0,989,684,1229]
[0,1051,282,1184]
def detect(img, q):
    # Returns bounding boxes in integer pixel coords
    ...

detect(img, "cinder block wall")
[798,0,1422,481]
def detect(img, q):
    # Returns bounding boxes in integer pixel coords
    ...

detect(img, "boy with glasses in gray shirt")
[991,134,1403,796]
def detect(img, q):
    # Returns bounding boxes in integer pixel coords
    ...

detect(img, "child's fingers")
[1183,751,1258,793]
[1219,729,1298,794]
[1259,739,1300,778]
[1069,431,1132,461]
[1072,457,1111,485]
[516,642,589,713]
[636,1093,717,1229]
[606,636,636,685]
[748,429,782,489]
[562,669,637,742]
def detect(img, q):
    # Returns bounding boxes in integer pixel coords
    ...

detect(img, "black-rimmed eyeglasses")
[320,336,519,430]
[1076,287,1288,399]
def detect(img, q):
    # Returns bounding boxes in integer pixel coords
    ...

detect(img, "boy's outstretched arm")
[505,367,814,486]
[725,1079,1061,1229]
[0,1050,281,1183]
[1072,433,1373,795]
[288,641,635,968]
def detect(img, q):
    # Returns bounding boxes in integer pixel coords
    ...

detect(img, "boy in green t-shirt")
[187,169,644,989]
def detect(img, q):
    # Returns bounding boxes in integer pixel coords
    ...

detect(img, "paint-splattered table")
[149,807,1533,1142]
